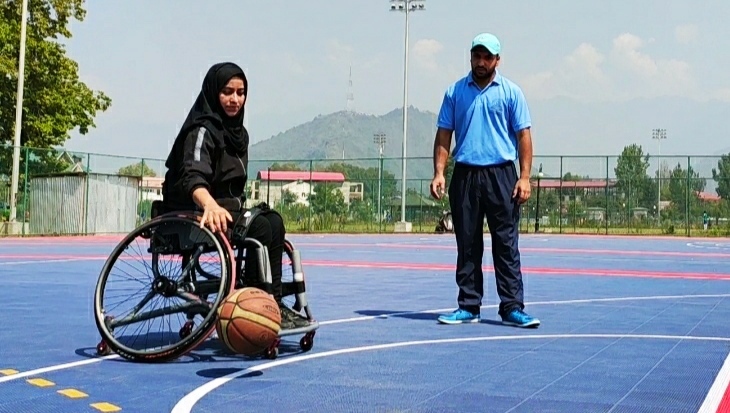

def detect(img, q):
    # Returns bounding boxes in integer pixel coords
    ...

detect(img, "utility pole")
[374,133,386,224]
[9,0,29,227]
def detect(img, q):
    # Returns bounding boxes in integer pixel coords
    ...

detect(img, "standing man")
[430,32,539,328]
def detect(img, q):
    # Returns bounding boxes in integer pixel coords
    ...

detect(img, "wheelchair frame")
[93,200,318,362]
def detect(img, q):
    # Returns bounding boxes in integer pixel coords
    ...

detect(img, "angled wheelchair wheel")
[93,213,236,362]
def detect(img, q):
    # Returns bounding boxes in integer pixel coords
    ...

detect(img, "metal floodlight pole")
[374,132,386,223]
[9,0,29,224]
[390,0,425,224]
[652,128,667,220]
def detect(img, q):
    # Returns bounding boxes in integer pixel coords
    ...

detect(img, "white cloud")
[412,39,444,72]
[612,33,659,76]
[711,88,730,102]
[521,42,612,101]
[675,24,699,45]
[326,39,353,63]
[520,32,699,102]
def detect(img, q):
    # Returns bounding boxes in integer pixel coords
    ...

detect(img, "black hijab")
[166,62,249,167]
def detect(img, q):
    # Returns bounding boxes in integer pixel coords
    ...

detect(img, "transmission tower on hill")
[346,65,354,112]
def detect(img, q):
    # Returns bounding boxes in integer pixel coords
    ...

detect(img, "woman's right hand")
[199,200,233,234]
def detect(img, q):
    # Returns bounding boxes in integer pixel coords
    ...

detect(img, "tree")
[666,162,706,219]
[0,0,110,154]
[308,183,346,216]
[712,153,730,199]
[321,162,398,202]
[118,161,156,177]
[562,172,590,181]
[614,144,654,209]
[269,162,306,171]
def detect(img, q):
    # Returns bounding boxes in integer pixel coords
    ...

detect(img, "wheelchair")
[92,199,318,362]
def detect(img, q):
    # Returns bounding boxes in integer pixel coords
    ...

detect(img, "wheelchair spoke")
[128,290,156,317]
[108,300,211,330]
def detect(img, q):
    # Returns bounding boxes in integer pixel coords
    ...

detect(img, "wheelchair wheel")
[94,214,235,362]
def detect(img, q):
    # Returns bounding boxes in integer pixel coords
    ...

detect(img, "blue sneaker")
[437,309,480,325]
[501,309,540,328]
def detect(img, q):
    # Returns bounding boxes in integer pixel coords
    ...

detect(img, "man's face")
[470,47,499,80]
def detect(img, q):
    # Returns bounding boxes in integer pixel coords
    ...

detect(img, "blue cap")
[471,33,501,55]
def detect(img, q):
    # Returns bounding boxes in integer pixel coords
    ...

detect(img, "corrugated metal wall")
[29,175,86,235]
[86,174,140,234]
[29,173,141,236]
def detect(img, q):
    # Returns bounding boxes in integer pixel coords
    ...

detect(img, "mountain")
[248,107,438,184]
[246,97,730,187]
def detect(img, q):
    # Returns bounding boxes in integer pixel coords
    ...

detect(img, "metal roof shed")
[28,172,141,236]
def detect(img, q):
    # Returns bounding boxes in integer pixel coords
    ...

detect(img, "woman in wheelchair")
[160,62,309,331]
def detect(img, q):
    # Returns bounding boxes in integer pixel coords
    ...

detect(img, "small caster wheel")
[179,321,194,339]
[264,346,278,360]
[300,334,314,352]
[96,340,111,356]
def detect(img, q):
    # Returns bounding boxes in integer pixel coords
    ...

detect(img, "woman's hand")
[199,200,233,233]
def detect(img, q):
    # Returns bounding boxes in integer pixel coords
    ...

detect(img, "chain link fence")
[1,144,728,237]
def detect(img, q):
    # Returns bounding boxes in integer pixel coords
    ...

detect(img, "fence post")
[21,146,29,236]
[308,160,313,233]
[84,153,91,235]
[686,156,691,237]
[605,155,609,235]
[559,156,563,234]
[378,156,384,233]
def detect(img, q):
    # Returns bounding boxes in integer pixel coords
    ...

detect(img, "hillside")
[248,107,439,185]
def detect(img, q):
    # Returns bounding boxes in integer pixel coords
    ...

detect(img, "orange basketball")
[215,287,281,356]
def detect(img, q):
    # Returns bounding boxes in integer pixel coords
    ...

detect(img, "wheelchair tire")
[93,214,236,362]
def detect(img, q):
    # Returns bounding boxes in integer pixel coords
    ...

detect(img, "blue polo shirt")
[437,71,531,166]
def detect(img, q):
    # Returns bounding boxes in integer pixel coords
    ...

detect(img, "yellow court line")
[57,388,89,399]
[26,378,55,387]
[9,371,120,410]
[90,402,122,412]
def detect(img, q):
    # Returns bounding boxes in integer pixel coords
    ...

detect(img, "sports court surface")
[1,232,730,412]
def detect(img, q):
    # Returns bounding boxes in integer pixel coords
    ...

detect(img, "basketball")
[215,287,281,356]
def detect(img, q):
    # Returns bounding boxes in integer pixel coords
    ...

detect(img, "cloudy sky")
[59,0,730,173]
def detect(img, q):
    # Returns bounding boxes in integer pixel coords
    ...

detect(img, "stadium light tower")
[390,0,425,232]
[9,0,29,226]
[652,128,667,217]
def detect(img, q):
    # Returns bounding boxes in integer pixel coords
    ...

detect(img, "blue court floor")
[1,233,730,412]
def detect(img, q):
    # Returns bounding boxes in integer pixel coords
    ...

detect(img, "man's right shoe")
[437,309,480,325]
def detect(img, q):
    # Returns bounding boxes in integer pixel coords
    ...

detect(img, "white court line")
[698,348,730,412]
[319,293,730,325]
[1,293,729,388]
[0,355,119,383]
[170,333,730,413]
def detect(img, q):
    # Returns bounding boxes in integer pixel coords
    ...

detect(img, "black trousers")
[231,209,286,304]
[448,161,524,316]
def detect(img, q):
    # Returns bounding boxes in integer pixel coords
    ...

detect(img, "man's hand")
[512,177,531,204]
[430,174,446,199]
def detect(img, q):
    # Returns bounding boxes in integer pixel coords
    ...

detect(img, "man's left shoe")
[501,309,540,328]
[280,306,310,330]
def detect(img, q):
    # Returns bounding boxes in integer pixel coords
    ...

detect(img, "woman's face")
[218,77,246,117]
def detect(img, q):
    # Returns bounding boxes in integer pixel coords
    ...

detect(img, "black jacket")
[162,125,249,212]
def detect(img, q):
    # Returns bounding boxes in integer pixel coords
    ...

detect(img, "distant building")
[249,170,363,207]
[140,176,164,202]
